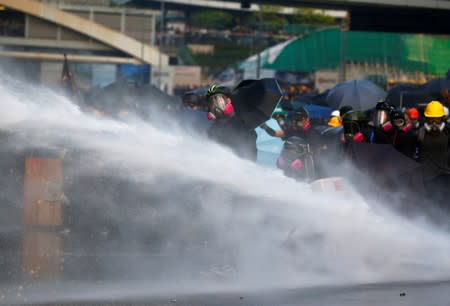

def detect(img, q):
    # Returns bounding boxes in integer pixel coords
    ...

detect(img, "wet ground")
[1,228,450,306]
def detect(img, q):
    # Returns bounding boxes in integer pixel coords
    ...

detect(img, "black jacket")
[207,116,257,161]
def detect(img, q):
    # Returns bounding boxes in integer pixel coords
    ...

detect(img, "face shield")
[207,94,230,119]
[373,110,389,127]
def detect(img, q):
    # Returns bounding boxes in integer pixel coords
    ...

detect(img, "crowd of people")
[183,81,450,216]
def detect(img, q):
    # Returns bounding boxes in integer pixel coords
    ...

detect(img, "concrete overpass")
[0,0,169,65]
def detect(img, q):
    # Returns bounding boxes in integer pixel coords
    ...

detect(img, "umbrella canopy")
[348,142,425,206]
[232,78,283,129]
[86,79,180,117]
[384,83,427,108]
[325,79,387,112]
[423,76,450,101]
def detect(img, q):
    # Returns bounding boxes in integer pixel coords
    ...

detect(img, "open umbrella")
[423,75,450,101]
[232,78,283,129]
[325,79,387,112]
[349,142,425,207]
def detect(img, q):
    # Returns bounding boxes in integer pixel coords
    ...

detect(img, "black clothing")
[391,129,417,159]
[417,128,450,181]
[207,116,257,161]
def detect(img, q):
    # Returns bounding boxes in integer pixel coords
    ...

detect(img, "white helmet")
[444,106,449,118]
[331,110,340,117]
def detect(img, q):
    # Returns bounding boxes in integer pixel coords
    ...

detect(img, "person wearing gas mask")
[205,84,258,161]
[366,100,396,144]
[405,107,421,130]
[415,101,450,211]
[261,106,321,178]
[259,106,290,139]
[341,110,370,144]
[276,136,315,182]
[388,108,417,158]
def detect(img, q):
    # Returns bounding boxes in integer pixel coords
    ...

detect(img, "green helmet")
[206,84,231,99]
[272,106,288,118]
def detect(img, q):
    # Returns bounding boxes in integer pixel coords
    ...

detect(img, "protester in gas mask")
[276,136,315,182]
[389,108,417,158]
[205,84,257,161]
[341,110,373,146]
[261,106,321,177]
[405,107,420,130]
[416,101,450,211]
[366,100,396,144]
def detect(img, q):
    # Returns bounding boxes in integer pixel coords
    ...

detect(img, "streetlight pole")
[158,0,165,89]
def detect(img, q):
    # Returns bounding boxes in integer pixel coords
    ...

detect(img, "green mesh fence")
[262,27,450,75]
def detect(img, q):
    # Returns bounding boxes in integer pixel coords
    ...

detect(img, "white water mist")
[1,75,450,304]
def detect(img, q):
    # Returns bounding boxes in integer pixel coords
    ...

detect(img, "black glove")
[260,123,277,137]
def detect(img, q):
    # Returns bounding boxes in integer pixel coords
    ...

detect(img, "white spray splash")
[1,76,450,304]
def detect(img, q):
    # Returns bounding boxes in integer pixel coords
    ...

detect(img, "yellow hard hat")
[328,116,342,127]
[424,101,445,118]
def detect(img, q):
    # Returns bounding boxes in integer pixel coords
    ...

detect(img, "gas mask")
[424,120,445,133]
[206,94,234,121]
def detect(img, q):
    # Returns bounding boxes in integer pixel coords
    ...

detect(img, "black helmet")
[205,84,231,99]
[389,109,405,127]
[288,107,309,122]
[342,110,368,137]
[339,105,353,116]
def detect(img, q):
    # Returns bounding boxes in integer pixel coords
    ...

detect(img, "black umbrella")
[182,86,209,110]
[423,76,450,101]
[384,83,428,108]
[86,79,180,116]
[348,142,425,206]
[325,79,387,111]
[231,78,283,129]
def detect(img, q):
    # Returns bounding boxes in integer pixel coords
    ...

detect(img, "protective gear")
[289,107,310,131]
[272,106,288,118]
[445,106,449,118]
[389,109,406,128]
[353,132,365,142]
[339,105,353,116]
[207,93,234,120]
[207,112,216,121]
[402,122,413,133]
[424,121,445,133]
[373,109,389,128]
[206,84,231,98]
[290,159,303,170]
[424,101,445,118]
[328,116,341,127]
[302,121,311,131]
[382,121,393,132]
[294,107,309,122]
[342,111,369,141]
[406,107,420,121]
[331,110,340,117]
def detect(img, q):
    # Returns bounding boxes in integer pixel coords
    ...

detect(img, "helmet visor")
[373,110,389,127]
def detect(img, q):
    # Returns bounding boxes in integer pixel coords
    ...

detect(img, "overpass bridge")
[0,0,169,65]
